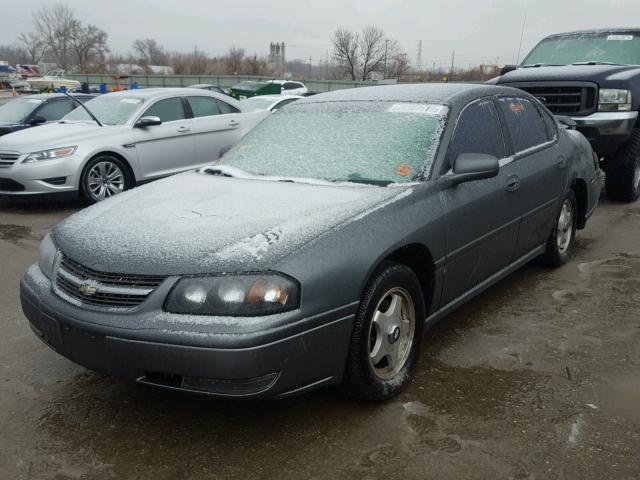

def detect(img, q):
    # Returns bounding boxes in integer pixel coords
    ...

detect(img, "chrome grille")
[0,151,20,168]
[54,255,165,310]
[506,82,598,117]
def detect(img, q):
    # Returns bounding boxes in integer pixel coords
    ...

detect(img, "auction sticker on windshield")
[607,35,634,41]
[388,103,447,115]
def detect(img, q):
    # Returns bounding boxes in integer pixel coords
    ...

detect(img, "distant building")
[268,42,286,77]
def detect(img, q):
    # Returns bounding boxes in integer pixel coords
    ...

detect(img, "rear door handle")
[177,126,191,133]
[228,120,240,127]
[557,158,567,169]
[506,175,521,192]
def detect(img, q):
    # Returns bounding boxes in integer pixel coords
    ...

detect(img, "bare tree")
[132,38,167,67]
[332,28,359,80]
[17,32,45,64]
[72,24,108,73]
[32,3,79,70]
[359,26,388,81]
[243,53,268,75]
[389,51,411,80]
[169,47,211,75]
[224,46,245,75]
[0,45,29,66]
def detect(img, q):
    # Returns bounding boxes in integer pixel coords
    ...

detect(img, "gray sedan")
[20,84,600,401]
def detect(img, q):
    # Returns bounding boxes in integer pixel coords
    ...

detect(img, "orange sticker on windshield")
[397,164,412,177]
[510,102,525,113]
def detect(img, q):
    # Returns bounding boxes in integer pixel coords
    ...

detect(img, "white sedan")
[268,80,308,96]
[0,88,264,203]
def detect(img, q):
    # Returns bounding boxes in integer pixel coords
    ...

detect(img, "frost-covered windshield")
[0,97,42,123]
[524,32,640,66]
[221,101,447,184]
[62,96,145,125]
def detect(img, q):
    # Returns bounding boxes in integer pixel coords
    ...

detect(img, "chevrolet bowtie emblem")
[79,280,99,296]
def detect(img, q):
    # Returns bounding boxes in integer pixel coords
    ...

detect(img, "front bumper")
[20,265,356,398]
[0,151,82,195]
[572,111,638,151]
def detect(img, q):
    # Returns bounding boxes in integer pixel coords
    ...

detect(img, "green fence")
[65,74,378,93]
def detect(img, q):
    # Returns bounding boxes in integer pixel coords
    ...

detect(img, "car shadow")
[0,195,84,214]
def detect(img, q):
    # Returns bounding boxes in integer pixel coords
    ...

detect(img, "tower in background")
[268,42,286,77]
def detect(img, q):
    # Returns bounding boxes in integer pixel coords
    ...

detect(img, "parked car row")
[0,88,271,202]
[18,82,602,401]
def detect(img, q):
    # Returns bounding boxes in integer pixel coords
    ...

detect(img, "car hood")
[496,64,640,86]
[53,172,413,276]
[0,122,117,153]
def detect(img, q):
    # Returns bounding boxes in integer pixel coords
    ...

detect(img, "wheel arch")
[80,151,137,188]
[372,243,436,312]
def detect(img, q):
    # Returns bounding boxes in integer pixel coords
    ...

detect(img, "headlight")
[24,146,77,163]
[164,274,300,316]
[599,89,632,112]
[38,233,58,279]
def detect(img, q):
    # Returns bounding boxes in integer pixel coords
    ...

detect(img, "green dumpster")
[229,81,281,100]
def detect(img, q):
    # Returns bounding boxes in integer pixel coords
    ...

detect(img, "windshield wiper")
[201,165,249,178]
[572,61,622,66]
[344,174,393,186]
[62,92,102,127]
[522,63,566,68]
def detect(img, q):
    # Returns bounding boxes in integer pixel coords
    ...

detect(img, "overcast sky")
[2,0,640,67]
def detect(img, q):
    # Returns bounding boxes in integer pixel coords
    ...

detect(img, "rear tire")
[80,155,132,204]
[341,262,426,402]
[605,129,640,203]
[541,190,577,268]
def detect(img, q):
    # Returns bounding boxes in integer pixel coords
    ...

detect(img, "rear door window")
[446,98,506,169]
[538,106,559,141]
[216,99,239,114]
[143,97,186,122]
[498,97,550,153]
[35,99,74,121]
[187,96,221,118]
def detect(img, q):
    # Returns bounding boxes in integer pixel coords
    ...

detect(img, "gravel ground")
[0,195,638,480]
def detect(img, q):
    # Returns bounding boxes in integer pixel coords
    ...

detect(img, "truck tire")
[605,129,640,202]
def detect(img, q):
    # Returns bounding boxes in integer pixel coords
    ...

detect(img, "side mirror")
[29,116,47,125]
[556,116,577,130]
[135,116,162,128]
[447,153,500,186]
[500,65,517,76]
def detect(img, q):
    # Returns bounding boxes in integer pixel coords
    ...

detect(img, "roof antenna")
[516,10,528,65]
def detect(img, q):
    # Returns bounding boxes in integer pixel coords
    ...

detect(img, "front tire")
[605,129,640,203]
[341,262,426,401]
[80,155,132,204]
[541,190,577,268]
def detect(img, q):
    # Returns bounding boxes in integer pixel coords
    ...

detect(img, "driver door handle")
[177,126,191,133]
[506,175,521,192]
[228,119,240,127]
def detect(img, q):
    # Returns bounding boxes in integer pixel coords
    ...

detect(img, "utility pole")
[383,39,389,79]
[417,40,423,72]
[449,49,455,81]
[516,10,528,65]
[325,50,329,79]
[308,56,312,79]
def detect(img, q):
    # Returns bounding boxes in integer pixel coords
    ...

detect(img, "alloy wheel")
[86,161,125,201]
[368,287,416,380]
[556,199,574,254]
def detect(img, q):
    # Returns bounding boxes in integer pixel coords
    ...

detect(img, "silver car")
[0,88,263,203]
